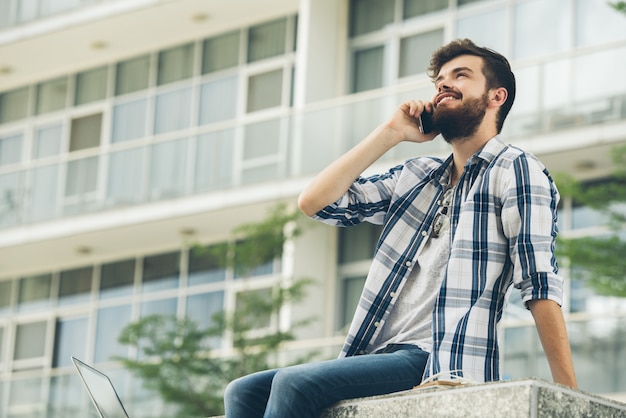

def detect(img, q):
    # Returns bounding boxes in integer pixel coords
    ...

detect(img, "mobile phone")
[418,111,434,134]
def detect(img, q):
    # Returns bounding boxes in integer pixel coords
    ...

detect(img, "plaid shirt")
[313,136,563,382]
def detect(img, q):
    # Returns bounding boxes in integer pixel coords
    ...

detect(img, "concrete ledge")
[320,378,626,418]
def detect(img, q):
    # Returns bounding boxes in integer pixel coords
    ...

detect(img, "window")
[399,29,444,78]
[235,289,272,328]
[248,18,288,63]
[95,305,131,362]
[0,280,11,314]
[69,113,101,151]
[36,77,67,115]
[0,133,22,166]
[188,245,227,286]
[403,0,447,19]
[576,0,626,46]
[194,130,235,192]
[65,156,99,198]
[59,267,92,306]
[186,292,224,347]
[112,98,147,143]
[33,124,63,159]
[100,259,135,300]
[17,274,52,312]
[157,43,194,85]
[0,87,29,124]
[457,7,508,55]
[352,46,384,93]
[142,252,180,293]
[14,321,47,360]
[349,0,394,37]
[30,165,60,222]
[514,0,570,60]
[107,147,145,204]
[339,275,366,330]
[115,55,150,96]
[75,66,108,105]
[247,69,283,112]
[202,31,240,73]
[199,76,238,125]
[53,317,88,367]
[338,222,382,263]
[149,137,189,198]
[154,87,192,134]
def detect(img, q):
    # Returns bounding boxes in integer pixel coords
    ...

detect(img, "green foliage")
[116,204,317,417]
[555,145,626,297]
[611,1,626,13]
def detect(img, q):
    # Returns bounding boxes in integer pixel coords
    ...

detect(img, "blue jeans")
[223,344,428,418]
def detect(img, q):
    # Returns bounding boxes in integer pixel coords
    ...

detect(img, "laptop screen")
[72,357,130,418]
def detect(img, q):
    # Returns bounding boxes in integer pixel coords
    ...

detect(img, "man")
[224,39,577,418]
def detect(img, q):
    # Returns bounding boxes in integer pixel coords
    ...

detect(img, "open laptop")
[71,356,130,418]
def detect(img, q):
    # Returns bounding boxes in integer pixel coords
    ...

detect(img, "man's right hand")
[386,100,439,144]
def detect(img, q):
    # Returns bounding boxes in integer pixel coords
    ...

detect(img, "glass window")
[243,119,281,160]
[154,87,192,134]
[100,259,135,299]
[339,222,382,263]
[235,288,272,328]
[53,317,88,367]
[17,274,52,312]
[95,304,131,362]
[33,124,63,159]
[141,297,177,318]
[115,55,150,96]
[36,77,68,114]
[514,0,570,60]
[248,18,287,63]
[457,8,508,55]
[202,31,240,73]
[352,46,384,93]
[29,165,59,222]
[247,69,283,112]
[543,59,571,110]
[349,0,394,37]
[107,147,145,205]
[199,75,238,125]
[149,137,189,199]
[188,245,227,286]
[157,43,194,86]
[0,87,29,124]
[75,66,108,105]
[340,275,366,330]
[399,29,444,78]
[194,130,235,192]
[0,172,21,228]
[576,0,626,47]
[403,0,447,19]
[8,376,44,414]
[65,156,99,197]
[234,239,276,278]
[59,267,92,306]
[41,0,81,16]
[0,133,22,166]
[48,373,90,418]
[573,47,626,103]
[0,280,12,314]
[14,321,47,360]
[18,0,38,23]
[0,0,11,28]
[69,113,101,151]
[186,292,224,330]
[111,98,147,143]
[142,252,180,293]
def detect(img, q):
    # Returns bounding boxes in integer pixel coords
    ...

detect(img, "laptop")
[71,356,130,418]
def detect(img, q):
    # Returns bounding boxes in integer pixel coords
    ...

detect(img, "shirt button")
[374,321,380,327]
[405,261,412,267]
[359,350,367,355]
[390,292,396,298]
[421,231,428,237]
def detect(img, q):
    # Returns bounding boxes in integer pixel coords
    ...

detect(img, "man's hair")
[428,39,516,133]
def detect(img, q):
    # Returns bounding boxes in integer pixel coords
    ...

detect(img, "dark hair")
[428,39,516,133]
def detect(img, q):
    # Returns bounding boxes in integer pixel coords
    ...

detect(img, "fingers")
[402,100,434,117]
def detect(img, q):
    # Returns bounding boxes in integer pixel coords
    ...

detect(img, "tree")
[116,204,317,417]
[611,1,626,14]
[555,145,626,297]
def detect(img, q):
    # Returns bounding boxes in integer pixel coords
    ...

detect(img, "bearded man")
[224,39,577,418]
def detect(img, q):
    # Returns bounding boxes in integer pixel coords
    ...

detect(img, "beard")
[433,93,490,143]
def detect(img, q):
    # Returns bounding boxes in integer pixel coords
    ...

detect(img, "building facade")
[0,0,625,416]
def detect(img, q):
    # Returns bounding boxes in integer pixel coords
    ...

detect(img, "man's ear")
[489,87,508,108]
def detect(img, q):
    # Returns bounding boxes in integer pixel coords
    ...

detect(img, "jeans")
[223,344,429,418]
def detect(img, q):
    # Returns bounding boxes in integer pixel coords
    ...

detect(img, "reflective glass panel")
[338,222,382,263]
[403,0,447,19]
[112,98,147,143]
[0,172,21,228]
[154,87,192,134]
[17,274,52,312]
[157,43,194,85]
[149,137,188,199]
[188,245,227,285]
[69,113,101,151]
[202,30,240,73]
[36,77,68,114]
[457,8,508,54]
[199,75,238,125]
[349,0,394,37]
[247,18,287,63]
[0,280,12,315]
[573,47,626,103]
[194,130,235,192]
[514,0,570,60]
[399,29,443,78]
[0,133,22,166]
[340,275,366,330]
[65,156,99,197]
[243,119,280,160]
[14,321,47,360]
[352,46,384,93]
[33,124,63,159]
[0,87,29,124]
[48,373,90,418]
[576,0,626,46]
[75,66,108,105]
[186,292,224,348]
[53,317,88,367]
[141,297,177,318]
[142,252,180,293]
[30,164,59,222]
[115,55,150,96]
[107,147,145,205]
[95,304,131,362]
[100,259,135,300]
[59,267,92,306]
[247,69,283,112]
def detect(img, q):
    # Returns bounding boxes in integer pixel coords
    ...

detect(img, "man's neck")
[449,126,498,185]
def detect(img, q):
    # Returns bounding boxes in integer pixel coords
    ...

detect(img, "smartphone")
[418,111,434,134]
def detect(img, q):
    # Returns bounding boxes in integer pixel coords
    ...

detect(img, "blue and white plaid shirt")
[313,136,563,382]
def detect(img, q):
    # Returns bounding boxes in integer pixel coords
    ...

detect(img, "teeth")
[439,96,457,104]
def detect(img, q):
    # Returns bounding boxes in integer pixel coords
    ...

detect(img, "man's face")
[431,55,490,142]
